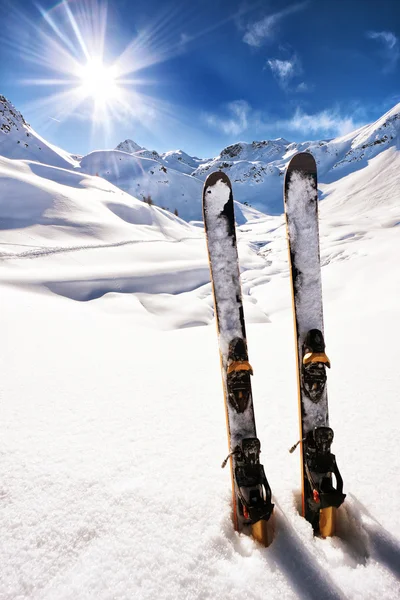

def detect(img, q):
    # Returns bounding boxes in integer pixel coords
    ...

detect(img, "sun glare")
[9,0,186,137]
[78,59,119,103]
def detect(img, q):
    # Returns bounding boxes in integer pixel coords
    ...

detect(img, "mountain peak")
[338,102,400,164]
[115,139,143,154]
[0,95,28,135]
[0,93,77,168]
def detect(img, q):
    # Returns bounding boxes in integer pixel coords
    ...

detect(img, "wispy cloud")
[204,100,250,136]
[367,31,398,49]
[281,108,363,137]
[266,55,311,93]
[366,30,399,72]
[267,55,302,88]
[296,82,310,92]
[267,58,297,81]
[243,2,308,47]
[204,101,364,140]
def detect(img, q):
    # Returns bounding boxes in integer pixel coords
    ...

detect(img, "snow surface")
[1,96,400,599]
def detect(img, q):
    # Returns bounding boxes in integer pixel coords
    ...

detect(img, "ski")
[203,171,274,546]
[284,152,345,537]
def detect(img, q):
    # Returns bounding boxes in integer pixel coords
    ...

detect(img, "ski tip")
[203,170,232,191]
[286,151,316,175]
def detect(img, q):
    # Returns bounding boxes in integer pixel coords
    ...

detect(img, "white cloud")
[367,30,397,49]
[366,30,399,72]
[204,100,250,136]
[282,108,362,137]
[267,55,310,93]
[268,58,296,80]
[267,55,303,88]
[204,102,363,141]
[243,2,308,47]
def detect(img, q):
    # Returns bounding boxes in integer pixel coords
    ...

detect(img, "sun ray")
[20,87,91,131]
[61,0,91,61]
[21,78,79,86]
[1,0,256,143]
[36,3,80,59]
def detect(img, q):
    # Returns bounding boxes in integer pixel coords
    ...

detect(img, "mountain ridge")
[1,93,399,220]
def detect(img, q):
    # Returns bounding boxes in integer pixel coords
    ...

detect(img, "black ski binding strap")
[302,329,331,403]
[234,438,274,523]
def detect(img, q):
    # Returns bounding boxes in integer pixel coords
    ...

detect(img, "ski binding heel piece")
[234,438,274,524]
[304,427,346,518]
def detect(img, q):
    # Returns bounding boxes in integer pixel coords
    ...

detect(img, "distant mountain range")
[1,93,399,222]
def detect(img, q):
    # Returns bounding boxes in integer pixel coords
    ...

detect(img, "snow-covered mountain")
[0,95,200,257]
[80,149,203,221]
[107,102,400,217]
[115,138,143,153]
[1,94,399,223]
[191,104,400,213]
[0,94,78,169]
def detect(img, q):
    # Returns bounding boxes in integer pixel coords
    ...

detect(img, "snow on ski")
[284,152,345,537]
[203,171,273,546]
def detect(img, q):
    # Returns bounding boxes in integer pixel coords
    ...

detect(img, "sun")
[77,58,120,104]
[12,0,179,132]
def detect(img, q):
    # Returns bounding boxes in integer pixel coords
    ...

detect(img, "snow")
[115,139,143,153]
[0,95,78,169]
[1,97,400,599]
[79,149,204,222]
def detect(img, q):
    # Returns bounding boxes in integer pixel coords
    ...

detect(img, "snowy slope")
[116,138,208,175]
[0,95,77,169]
[161,149,206,174]
[1,185,399,600]
[1,95,400,599]
[79,149,204,221]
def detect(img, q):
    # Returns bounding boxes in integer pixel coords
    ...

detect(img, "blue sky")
[0,0,399,157]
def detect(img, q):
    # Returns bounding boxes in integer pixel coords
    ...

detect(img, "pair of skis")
[203,153,345,547]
